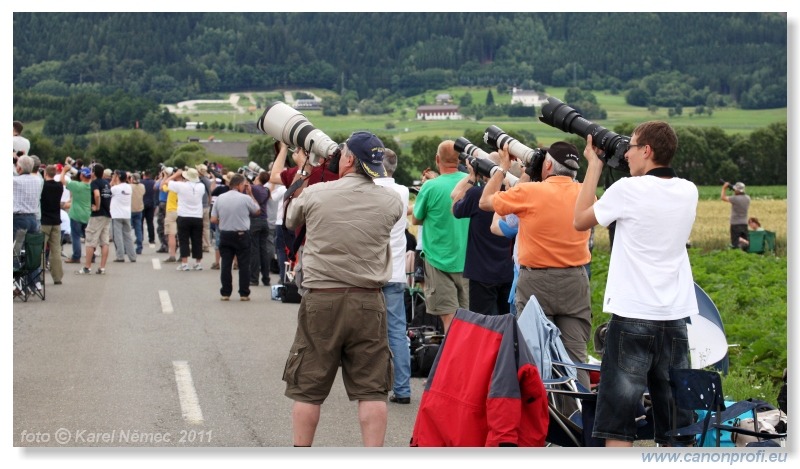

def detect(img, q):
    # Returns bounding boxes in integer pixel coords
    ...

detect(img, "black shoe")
[389,395,411,404]
[250,281,259,286]
[156,247,168,253]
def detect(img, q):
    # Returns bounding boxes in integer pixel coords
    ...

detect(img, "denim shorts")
[592,315,695,445]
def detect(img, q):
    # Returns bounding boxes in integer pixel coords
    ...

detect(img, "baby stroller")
[13,230,46,302]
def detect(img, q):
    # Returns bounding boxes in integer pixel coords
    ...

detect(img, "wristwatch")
[466,179,475,186]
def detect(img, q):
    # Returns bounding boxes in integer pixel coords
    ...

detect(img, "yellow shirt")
[162,183,178,212]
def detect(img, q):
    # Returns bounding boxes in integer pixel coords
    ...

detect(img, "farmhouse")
[416,105,463,121]
[185,121,204,130]
[510,88,548,107]
[294,99,322,110]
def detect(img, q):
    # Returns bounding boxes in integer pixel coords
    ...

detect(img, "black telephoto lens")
[539,97,630,173]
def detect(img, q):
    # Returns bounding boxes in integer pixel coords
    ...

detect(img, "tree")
[485,89,495,106]
[459,92,473,107]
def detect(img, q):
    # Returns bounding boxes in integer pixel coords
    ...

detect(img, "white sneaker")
[193,263,203,271]
[177,264,190,271]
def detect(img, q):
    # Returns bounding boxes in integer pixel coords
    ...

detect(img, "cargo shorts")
[283,289,393,405]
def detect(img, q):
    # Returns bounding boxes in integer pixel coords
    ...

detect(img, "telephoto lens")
[539,97,630,173]
[257,101,340,167]
[483,125,541,167]
[454,137,518,187]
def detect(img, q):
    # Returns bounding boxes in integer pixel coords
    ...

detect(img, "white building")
[185,121,204,130]
[510,88,548,107]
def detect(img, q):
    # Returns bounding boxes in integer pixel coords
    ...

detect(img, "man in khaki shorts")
[282,131,403,447]
[76,164,112,275]
[161,175,180,262]
[411,140,470,333]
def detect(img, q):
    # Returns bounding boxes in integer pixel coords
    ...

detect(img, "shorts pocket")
[618,331,653,375]
[282,343,306,386]
[305,299,334,339]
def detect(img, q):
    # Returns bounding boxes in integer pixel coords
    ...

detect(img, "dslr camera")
[257,101,342,172]
[539,97,630,174]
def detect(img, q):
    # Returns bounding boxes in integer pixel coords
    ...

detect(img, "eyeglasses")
[627,143,647,150]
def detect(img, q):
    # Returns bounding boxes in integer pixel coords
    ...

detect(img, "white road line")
[172,361,204,425]
[152,258,161,270]
[159,290,174,314]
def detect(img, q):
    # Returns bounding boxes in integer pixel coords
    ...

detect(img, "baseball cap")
[346,131,386,179]
[547,141,580,169]
[80,167,92,178]
[733,182,746,193]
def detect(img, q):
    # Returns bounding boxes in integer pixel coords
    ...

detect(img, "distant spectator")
[13,120,30,157]
[721,181,750,249]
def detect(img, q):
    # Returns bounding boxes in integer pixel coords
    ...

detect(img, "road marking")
[152,258,161,270]
[159,290,173,314]
[172,361,204,425]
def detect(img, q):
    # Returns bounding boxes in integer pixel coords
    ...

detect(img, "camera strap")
[645,167,677,178]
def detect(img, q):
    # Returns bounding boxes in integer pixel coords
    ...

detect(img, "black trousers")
[468,279,512,316]
[177,216,204,260]
[143,205,156,243]
[219,230,252,297]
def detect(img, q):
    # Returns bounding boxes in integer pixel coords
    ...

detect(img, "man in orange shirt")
[480,141,592,389]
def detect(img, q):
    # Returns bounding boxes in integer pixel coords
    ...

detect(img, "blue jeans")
[383,282,411,398]
[592,315,694,445]
[13,213,39,240]
[69,218,84,261]
[131,211,143,253]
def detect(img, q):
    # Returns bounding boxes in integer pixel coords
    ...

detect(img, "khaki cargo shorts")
[283,289,392,405]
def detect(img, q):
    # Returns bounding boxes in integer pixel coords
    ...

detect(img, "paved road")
[13,245,425,448]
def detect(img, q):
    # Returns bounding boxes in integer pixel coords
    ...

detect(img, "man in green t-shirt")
[411,139,470,333]
[61,165,92,263]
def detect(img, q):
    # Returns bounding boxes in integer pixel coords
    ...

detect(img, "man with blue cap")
[282,131,404,447]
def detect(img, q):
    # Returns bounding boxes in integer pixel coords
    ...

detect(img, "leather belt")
[520,265,581,271]
[309,287,380,293]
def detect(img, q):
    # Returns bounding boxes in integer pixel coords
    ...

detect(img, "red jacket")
[410,309,549,447]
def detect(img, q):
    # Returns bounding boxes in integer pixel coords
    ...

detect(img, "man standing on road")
[77,163,112,275]
[451,152,514,316]
[721,181,750,249]
[374,148,412,405]
[40,165,64,285]
[411,140,470,334]
[110,171,137,263]
[574,121,699,447]
[282,131,403,447]
[210,173,261,300]
[479,141,592,389]
[62,166,92,264]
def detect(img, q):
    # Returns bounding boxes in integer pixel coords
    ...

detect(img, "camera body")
[539,97,630,174]
[257,101,341,168]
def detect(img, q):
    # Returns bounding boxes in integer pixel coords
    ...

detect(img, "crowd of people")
[12,117,765,448]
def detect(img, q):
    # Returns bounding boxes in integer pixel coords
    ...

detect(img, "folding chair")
[13,231,46,302]
[666,369,786,447]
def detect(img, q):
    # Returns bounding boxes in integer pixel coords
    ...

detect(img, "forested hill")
[12,12,786,109]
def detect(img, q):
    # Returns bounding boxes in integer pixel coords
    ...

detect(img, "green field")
[159,86,787,154]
